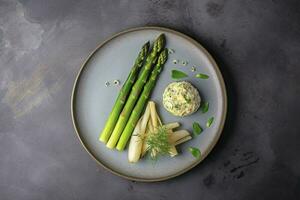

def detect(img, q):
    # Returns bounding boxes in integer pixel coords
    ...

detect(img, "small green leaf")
[171,70,188,79]
[196,73,209,79]
[206,117,214,127]
[201,102,209,113]
[188,147,201,158]
[193,122,203,135]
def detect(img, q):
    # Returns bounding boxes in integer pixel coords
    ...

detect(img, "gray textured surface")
[0,0,299,199]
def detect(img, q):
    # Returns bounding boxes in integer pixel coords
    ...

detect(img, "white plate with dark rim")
[71,26,227,182]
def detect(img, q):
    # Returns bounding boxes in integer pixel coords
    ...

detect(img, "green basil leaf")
[188,147,201,158]
[171,70,188,79]
[201,102,209,113]
[193,122,203,135]
[206,117,214,127]
[196,73,209,79]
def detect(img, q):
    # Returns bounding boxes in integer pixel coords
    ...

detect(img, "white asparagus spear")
[128,104,151,163]
[138,101,191,160]
[148,115,154,133]
[149,101,158,128]
[141,112,153,156]
[169,146,178,157]
[164,122,180,130]
[168,130,191,156]
[169,130,191,144]
[174,136,192,146]
[128,118,142,163]
[154,103,162,126]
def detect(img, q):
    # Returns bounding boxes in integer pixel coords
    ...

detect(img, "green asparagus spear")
[106,34,165,149]
[99,41,150,143]
[116,49,168,151]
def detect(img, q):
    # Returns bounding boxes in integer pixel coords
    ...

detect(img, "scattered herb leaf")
[193,122,203,135]
[188,147,201,158]
[196,73,209,79]
[171,70,188,79]
[206,117,214,127]
[201,102,209,113]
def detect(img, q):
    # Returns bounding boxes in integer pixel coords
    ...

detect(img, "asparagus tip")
[158,49,168,65]
[144,41,150,49]
[154,34,166,52]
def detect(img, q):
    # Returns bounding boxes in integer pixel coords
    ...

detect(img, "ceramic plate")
[71,27,227,182]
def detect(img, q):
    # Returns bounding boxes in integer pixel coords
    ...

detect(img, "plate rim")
[71,26,227,182]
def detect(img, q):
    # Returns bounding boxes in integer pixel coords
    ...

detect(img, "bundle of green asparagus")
[99,34,168,151]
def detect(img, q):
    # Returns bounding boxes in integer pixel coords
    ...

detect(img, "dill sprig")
[146,126,171,160]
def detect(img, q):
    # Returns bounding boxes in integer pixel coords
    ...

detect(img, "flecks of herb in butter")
[196,73,209,79]
[206,117,214,127]
[188,147,201,159]
[171,70,188,79]
[193,122,203,136]
[201,102,209,113]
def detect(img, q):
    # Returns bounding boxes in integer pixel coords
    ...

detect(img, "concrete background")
[0,0,300,199]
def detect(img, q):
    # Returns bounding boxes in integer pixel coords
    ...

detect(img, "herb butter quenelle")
[163,81,201,117]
